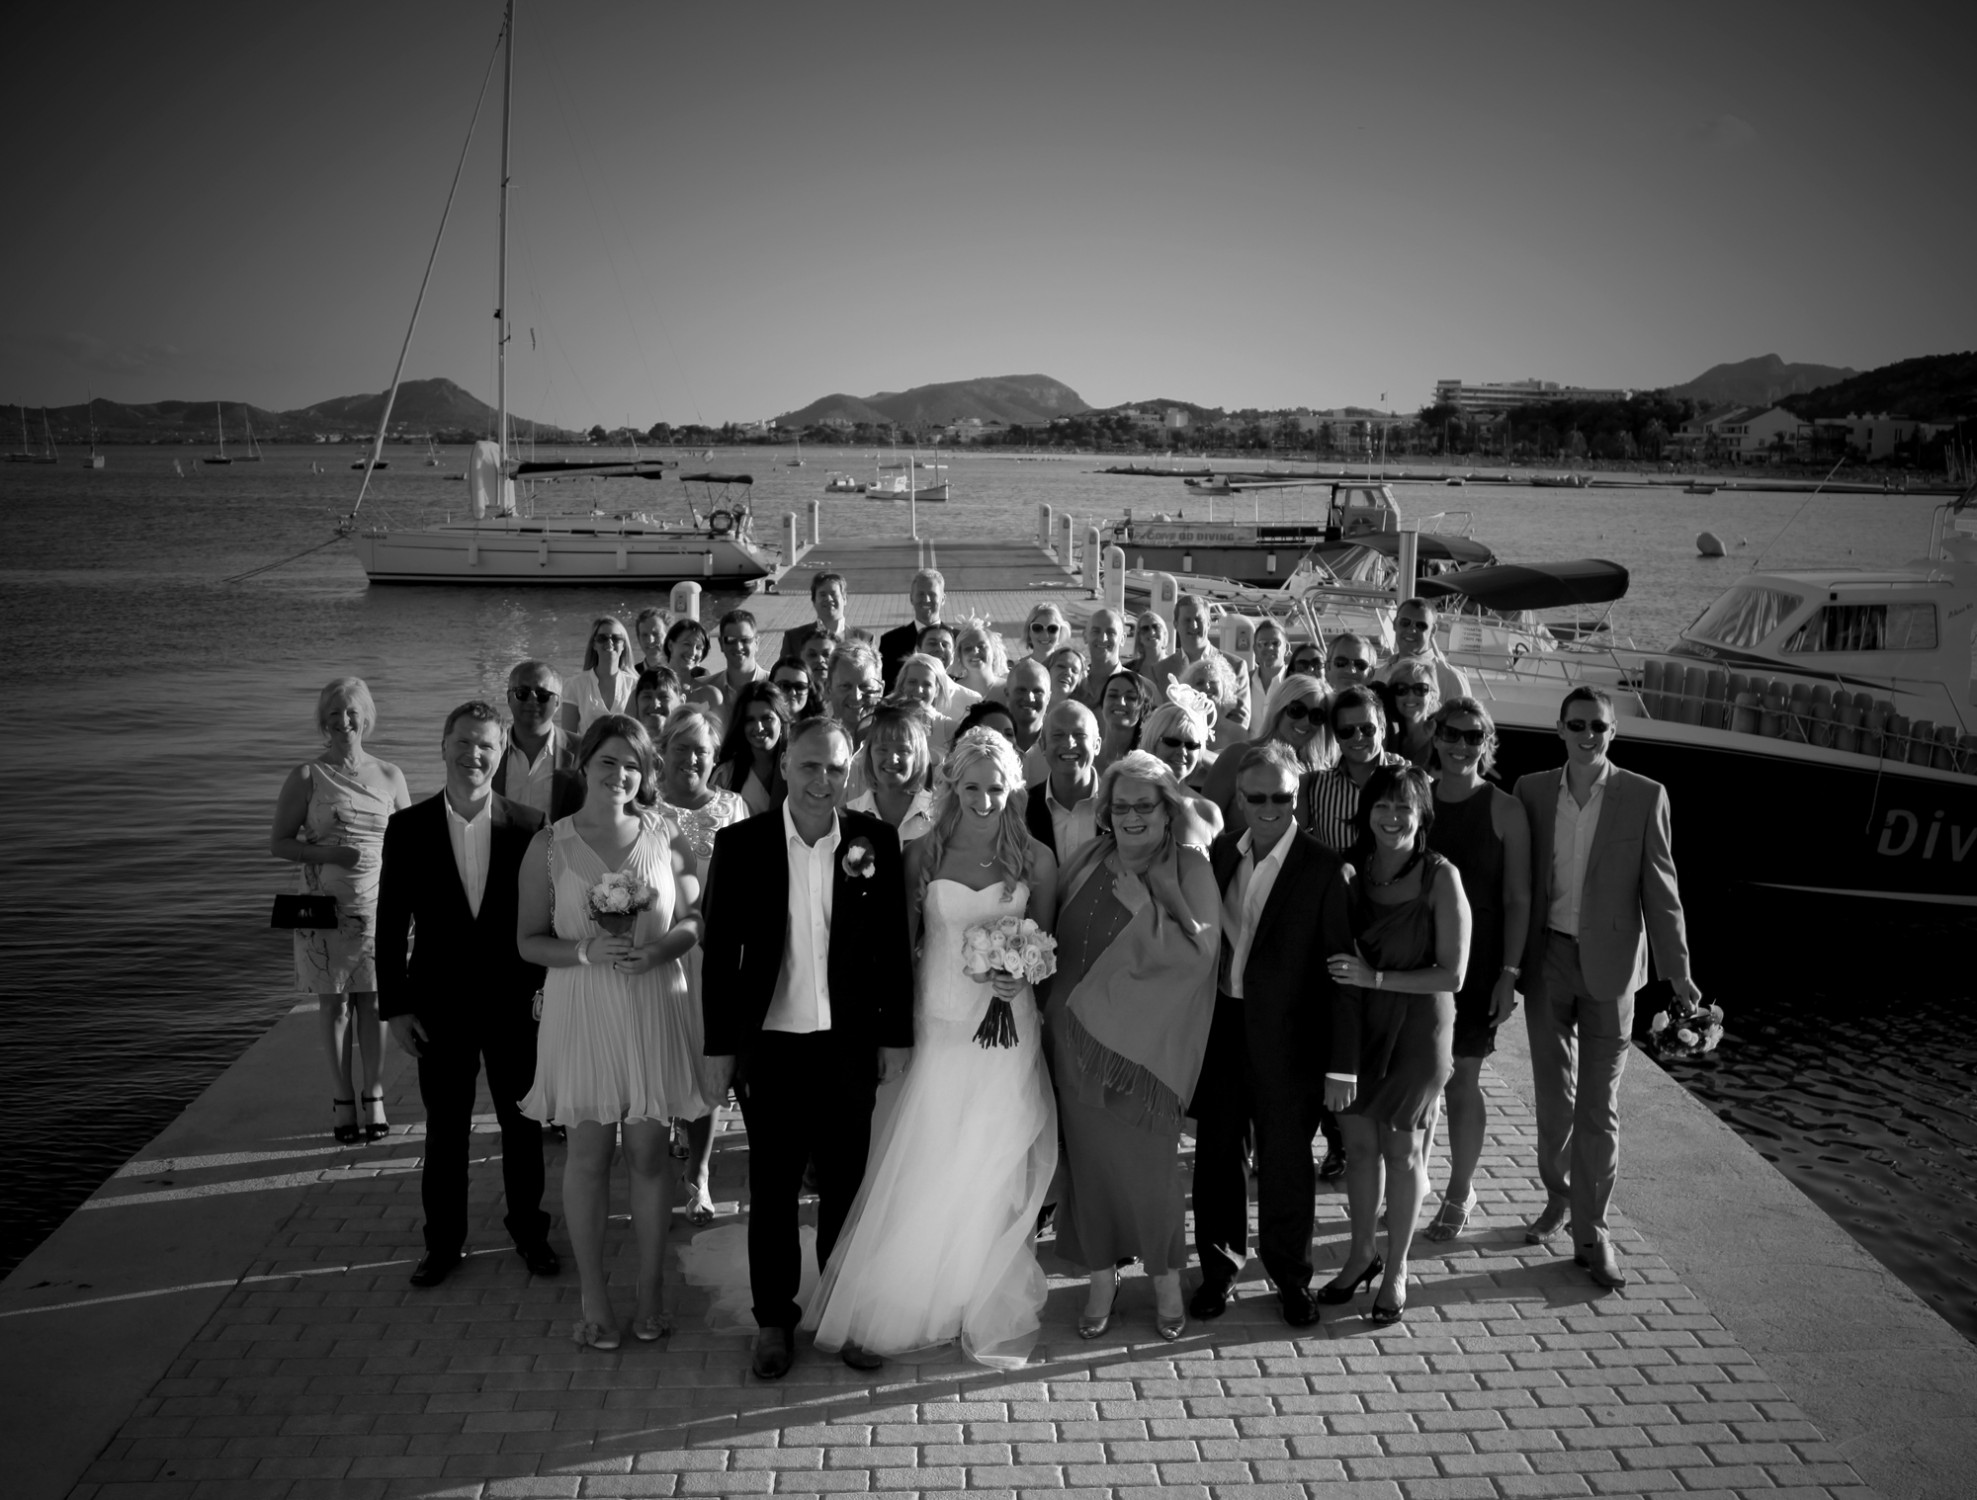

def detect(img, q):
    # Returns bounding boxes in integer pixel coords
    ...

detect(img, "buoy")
[1696,531,1725,558]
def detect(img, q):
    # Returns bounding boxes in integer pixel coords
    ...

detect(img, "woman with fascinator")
[1142,683,1226,842]
[804,728,1061,1367]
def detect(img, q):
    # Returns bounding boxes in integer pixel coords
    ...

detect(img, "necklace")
[1369,849,1420,888]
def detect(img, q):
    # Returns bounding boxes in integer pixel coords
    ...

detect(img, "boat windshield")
[1687,585,1804,650]
[1781,601,1938,653]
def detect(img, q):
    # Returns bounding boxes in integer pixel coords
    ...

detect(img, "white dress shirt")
[1220,828,1293,1000]
[1548,762,1611,938]
[844,787,936,844]
[1045,779,1099,863]
[501,730,562,816]
[443,794,492,917]
[763,803,839,1033]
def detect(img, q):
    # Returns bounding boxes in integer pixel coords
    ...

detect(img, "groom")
[702,716,915,1378]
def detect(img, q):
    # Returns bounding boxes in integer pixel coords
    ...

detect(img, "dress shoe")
[1318,1148,1346,1181]
[839,1341,884,1371]
[1369,1275,1407,1325]
[1525,1199,1568,1244]
[751,1325,795,1380]
[1278,1284,1320,1329]
[1316,1255,1382,1305]
[515,1241,560,1277]
[1575,1241,1629,1290]
[1189,1279,1232,1320]
[408,1251,461,1288]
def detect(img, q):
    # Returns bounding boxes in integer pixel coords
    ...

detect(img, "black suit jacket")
[879,619,935,690]
[1209,828,1358,1086]
[376,791,547,1029]
[1023,780,1056,859]
[700,807,915,1059]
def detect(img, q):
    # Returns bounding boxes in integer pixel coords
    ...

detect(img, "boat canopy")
[1420,558,1631,611]
[679,471,754,485]
[1346,531,1497,566]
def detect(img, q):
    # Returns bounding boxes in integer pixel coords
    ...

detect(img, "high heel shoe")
[332,1099,360,1145]
[1370,1274,1407,1325]
[1078,1285,1118,1339]
[1317,1256,1383,1305]
[1154,1309,1187,1342]
[361,1091,389,1142]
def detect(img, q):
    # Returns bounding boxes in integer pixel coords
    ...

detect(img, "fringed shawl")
[1056,835,1221,1129]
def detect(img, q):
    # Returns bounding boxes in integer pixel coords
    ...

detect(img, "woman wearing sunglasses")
[1201,673,1327,836]
[1420,698,1530,1244]
[1302,686,1406,854]
[769,657,822,722]
[1141,688,1225,842]
[563,615,641,736]
[1386,660,1441,769]
[1023,602,1071,661]
[1128,611,1170,680]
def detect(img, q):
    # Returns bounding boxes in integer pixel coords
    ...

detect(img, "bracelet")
[575,937,591,966]
[1502,964,1521,978]
[1374,970,1383,990]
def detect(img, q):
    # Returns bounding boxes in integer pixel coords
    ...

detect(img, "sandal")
[1422,1189,1477,1243]
[361,1090,390,1142]
[632,1312,673,1342]
[681,1176,717,1226]
[332,1098,360,1145]
[572,1319,621,1351]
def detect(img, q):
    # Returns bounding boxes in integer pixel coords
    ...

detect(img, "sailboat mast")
[496,0,515,465]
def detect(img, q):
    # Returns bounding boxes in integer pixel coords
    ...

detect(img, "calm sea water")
[2,447,1970,1340]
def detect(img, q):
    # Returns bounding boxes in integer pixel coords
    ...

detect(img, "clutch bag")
[271,893,339,930]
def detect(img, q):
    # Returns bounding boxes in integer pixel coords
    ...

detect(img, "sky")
[3,0,1969,427]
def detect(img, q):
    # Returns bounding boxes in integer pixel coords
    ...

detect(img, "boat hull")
[347,521,775,585]
[1117,536,1330,587]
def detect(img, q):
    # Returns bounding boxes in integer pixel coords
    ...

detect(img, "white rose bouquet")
[585,871,655,938]
[1648,993,1725,1061]
[960,914,1058,1049]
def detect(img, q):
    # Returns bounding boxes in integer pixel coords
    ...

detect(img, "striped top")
[1301,752,1407,854]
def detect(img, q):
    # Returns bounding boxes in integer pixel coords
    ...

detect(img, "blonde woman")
[954,619,1010,702]
[563,615,640,735]
[806,729,1060,1367]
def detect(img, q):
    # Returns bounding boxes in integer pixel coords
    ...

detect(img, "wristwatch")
[1502,964,1521,978]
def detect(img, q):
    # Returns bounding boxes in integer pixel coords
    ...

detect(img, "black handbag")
[271,894,339,930]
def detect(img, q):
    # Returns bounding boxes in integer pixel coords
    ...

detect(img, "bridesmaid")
[1044,752,1221,1342]
[1323,765,1469,1324]
[270,678,410,1144]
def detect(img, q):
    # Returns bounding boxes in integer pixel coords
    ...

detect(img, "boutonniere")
[841,837,877,881]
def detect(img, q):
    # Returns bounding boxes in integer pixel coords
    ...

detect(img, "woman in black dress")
[1323,764,1470,1323]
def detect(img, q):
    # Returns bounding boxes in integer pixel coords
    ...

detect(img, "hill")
[778,374,1088,429]
[1666,354,1856,408]
[1778,351,1977,423]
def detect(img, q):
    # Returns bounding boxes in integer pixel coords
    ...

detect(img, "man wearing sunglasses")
[1375,598,1470,702]
[879,569,945,691]
[1513,686,1697,1291]
[1322,633,1379,695]
[1190,742,1357,1328]
[496,660,582,819]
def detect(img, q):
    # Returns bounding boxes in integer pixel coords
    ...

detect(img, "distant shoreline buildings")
[1433,377,1634,416]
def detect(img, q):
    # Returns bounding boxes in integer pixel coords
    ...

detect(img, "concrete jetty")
[6,999,1975,1500]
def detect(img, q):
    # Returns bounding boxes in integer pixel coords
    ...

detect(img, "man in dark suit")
[701,716,915,1378]
[1514,685,1697,1291]
[378,700,557,1288]
[878,567,946,691]
[1023,699,1100,863]
[1190,741,1357,1326]
[779,570,849,665]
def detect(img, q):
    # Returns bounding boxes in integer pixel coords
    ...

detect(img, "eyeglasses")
[1393,682,1433,697]
[1396,618,1429,632]
[1435,725,1488,746]
[1332,657,1371,673]
[1337,722,1381,740]
[1111,798,1163,819]
[1240,791,1295,806]
[1279,700,1321,721]
[1564,718,1613,735]
[721,634,756,650]
[1160,735,1202,752]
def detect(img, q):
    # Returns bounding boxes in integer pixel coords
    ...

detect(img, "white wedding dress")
[803,879,1058,1367]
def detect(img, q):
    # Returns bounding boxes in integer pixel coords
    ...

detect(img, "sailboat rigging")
[203,402,233,465]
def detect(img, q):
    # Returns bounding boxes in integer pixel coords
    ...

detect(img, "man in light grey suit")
[1514,685,1699,1291]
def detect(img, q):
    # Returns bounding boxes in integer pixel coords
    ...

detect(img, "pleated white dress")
[522,816,709,1126]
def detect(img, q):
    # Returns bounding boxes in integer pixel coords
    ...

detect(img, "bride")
[805,728,1061,1366]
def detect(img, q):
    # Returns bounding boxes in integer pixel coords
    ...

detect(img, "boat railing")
[1457,636,1977,774]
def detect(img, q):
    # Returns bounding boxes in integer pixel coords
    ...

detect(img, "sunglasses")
[1033,623,1061,635]
[1240,791,1295,806]
[1393,682,1433,697]
[1160,735,1203,752]
[1564,718,1614,736]
[775,677,809,695]
[509,685,558,703]
[1396,618,1429,632]
[1111,798,1163,818]
[1435,725,1488,746]
[1279,700,1322,721]
[1332,658,1371,673]
[721,635,756,650]
[1337,722,1381,740]
[595,634,628,647]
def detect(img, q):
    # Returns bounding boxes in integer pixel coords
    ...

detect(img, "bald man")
[1023,699,1101,863]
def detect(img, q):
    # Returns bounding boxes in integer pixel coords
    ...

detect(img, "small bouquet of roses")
[585,871,655,938]
[961,915,1058,1049]
[1648,992,1725,1061]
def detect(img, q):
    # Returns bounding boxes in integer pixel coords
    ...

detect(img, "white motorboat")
[824,471,864,493]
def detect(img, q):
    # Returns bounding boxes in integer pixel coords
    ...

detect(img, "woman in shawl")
[1043,751,1221,1344]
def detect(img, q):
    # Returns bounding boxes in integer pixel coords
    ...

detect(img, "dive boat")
[1447,498,1977,916]
[338,0,778,588]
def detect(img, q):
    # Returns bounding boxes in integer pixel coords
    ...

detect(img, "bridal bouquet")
[585,871,655,938]
[961,915,1057,1049]
[1648,993,1725,1061]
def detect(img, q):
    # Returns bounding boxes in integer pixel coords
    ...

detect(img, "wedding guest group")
[313,589,1696,1367]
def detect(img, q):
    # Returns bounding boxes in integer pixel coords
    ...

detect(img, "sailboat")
[239,411,264,461]
[7,404,37,462]
[80,394,106,468]
[32,408,59,464]
[203,402,233,465]
[342,0,775,587]
[786,438,804,468]
[425,437,443,467]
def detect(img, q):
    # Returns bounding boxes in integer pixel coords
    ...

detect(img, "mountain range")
[775,374,1089,429]
[3,379,567,444]
[1663,354,1858,409]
